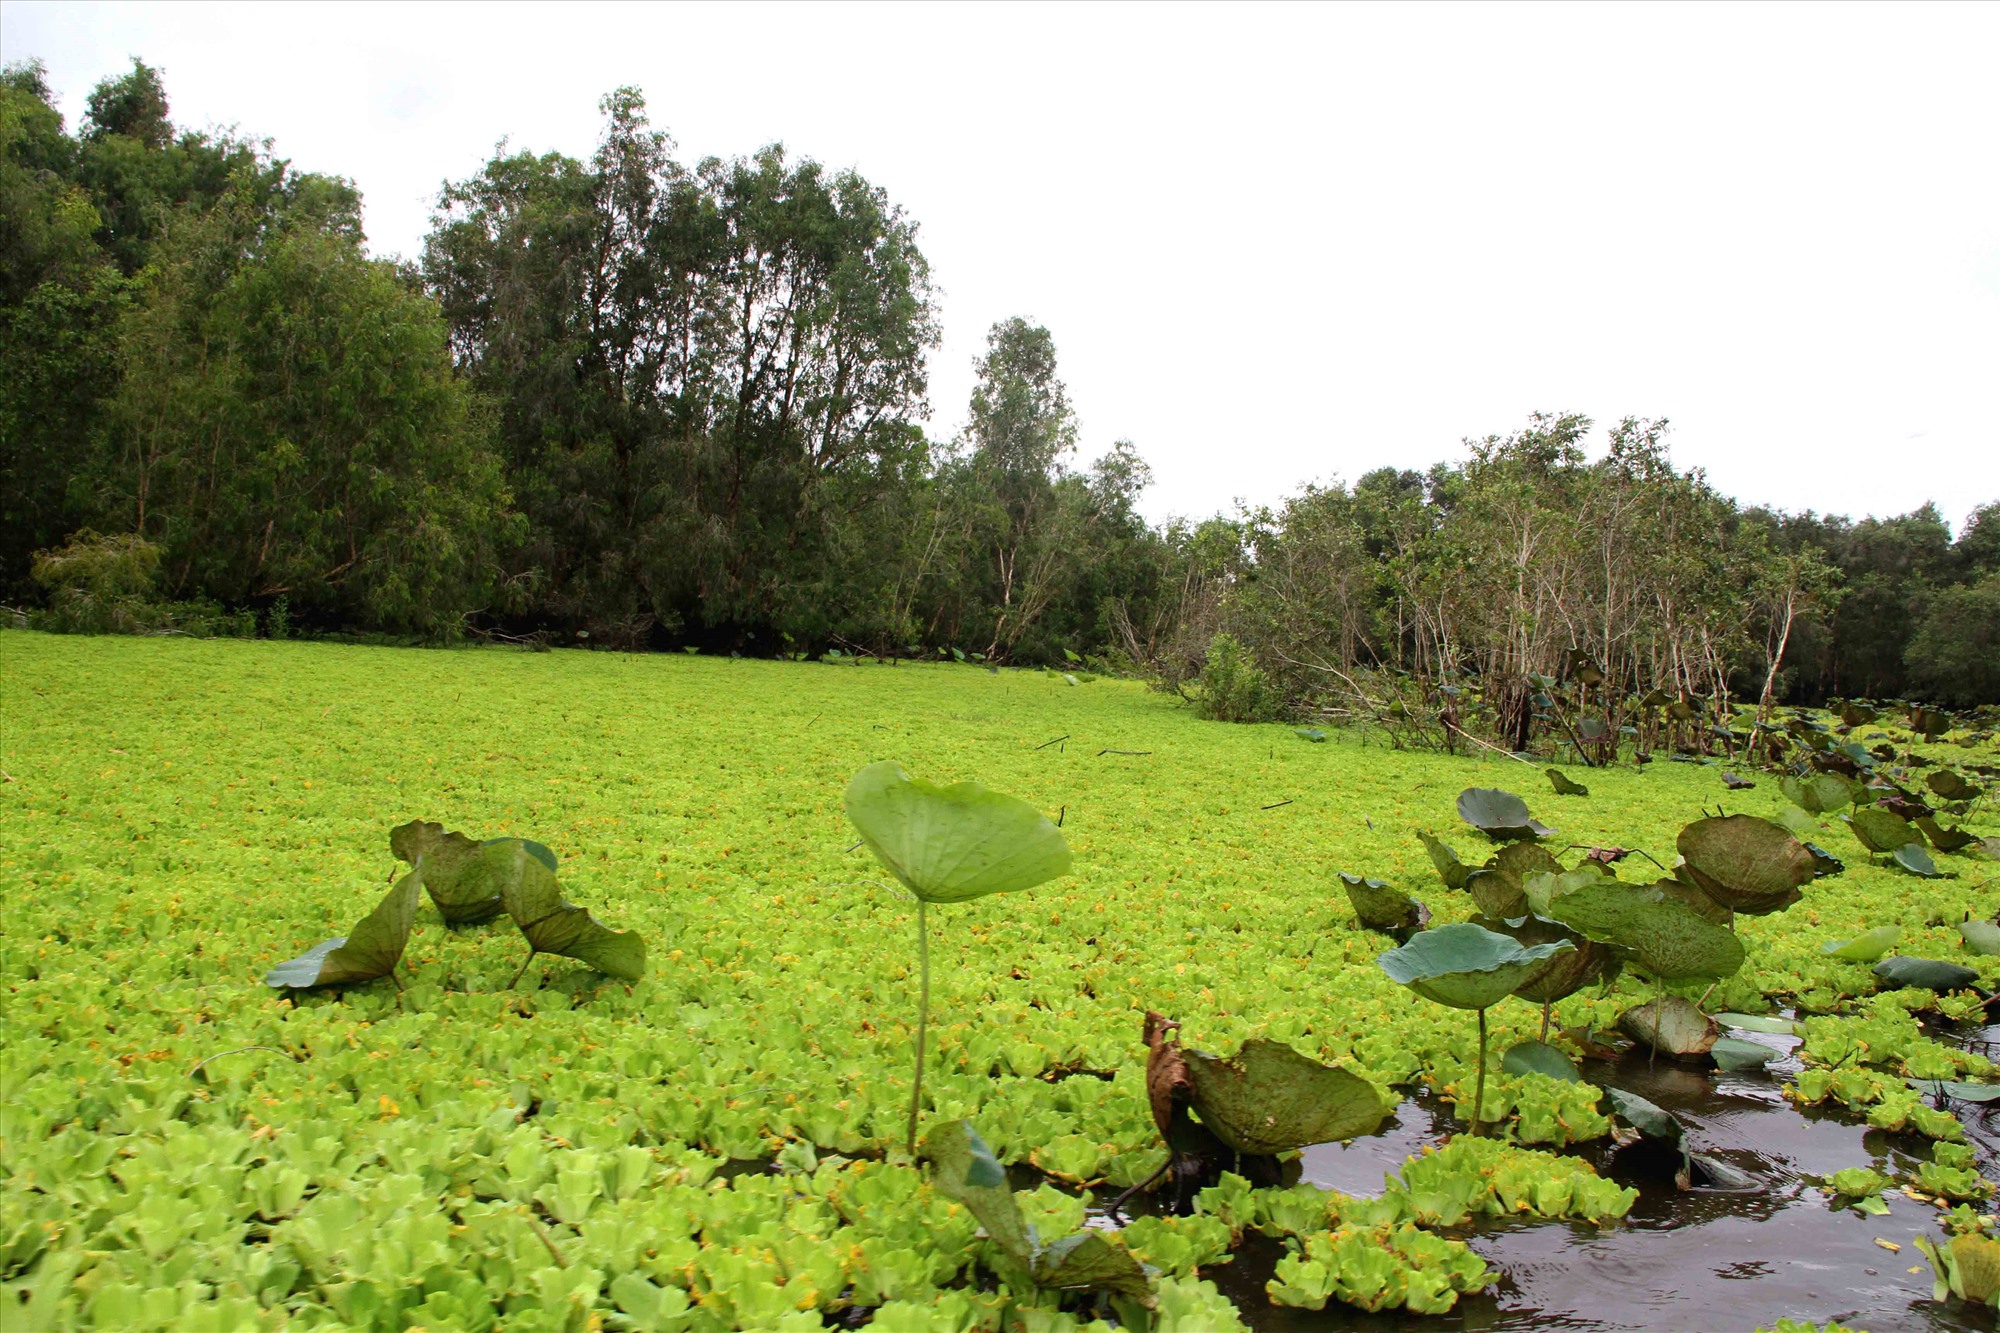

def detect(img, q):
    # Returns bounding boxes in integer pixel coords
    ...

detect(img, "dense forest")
[4,61,1996,713]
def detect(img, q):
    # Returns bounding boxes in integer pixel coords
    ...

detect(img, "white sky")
[6,1,1996,532]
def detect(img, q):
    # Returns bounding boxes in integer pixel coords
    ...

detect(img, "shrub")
[1197,632,1278,722]
[29,530,163,634]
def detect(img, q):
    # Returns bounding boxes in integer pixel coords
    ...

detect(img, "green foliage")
[28,529,161,632]
[6,635,1999,1328]
[844,762,1072,904]
[1194,633,1277,722]
[266,871,422,989]
[1378,924,1573,1011]
[1180,1039,1386,1154]
[1455,787,1555,841]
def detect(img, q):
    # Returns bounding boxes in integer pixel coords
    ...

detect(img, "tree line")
[3,61,1994,710]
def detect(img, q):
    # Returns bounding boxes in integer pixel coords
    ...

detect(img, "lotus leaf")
[1781,773,1855,814]
[488,841,646,980]
[1545,768,1589,797]
[923,1119,1033,1259]
[1675,816,1813,916]
[1892,844,1944,878]
[1456,788,1554,842]
[1378,923,1573,1011]
[1905,1079,2000,1104]
[1654,878,1735,926]
[1032,1232,1154,1300]
[1822,925,1901,962]
[1959,921,2000,956]
[1710,1037,1778,1071]
[1803,842,1846,877]
[1540,882,1746,982]
[1418,832,1471,891]
[1502,1040,1581,1082]
[1521,867,1610,919]
[266,871,422,989]
[1182,1039,1386,1154]
[1713,1012,1805,1037]
[1339,873,1426,935]
[389,820,506,923]
[1473,842,1564,919]
[1873,957,1979,992]
[845,761,1071,903]
[1499,911,1619,1005]
[1916,818,1978,853]
[1926,770,1984,802]
[1773,805,1823,840]
[1602,1087,1683,1148]
[1844,807,1919,855]
[1618,996,1719,1058]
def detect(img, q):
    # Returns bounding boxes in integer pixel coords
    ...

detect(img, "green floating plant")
[845,761,1071,1155]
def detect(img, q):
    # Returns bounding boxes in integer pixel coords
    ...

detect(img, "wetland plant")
[266,821,644,990]
[844,761,1072,1155]
[1377,923,1574,1135]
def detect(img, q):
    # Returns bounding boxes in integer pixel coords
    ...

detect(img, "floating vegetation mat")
[1,633,1995,1330]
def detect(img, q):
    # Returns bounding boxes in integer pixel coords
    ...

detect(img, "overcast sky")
[7,1,1996,531]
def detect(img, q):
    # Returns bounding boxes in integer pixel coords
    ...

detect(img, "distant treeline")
[3,62,1995,707]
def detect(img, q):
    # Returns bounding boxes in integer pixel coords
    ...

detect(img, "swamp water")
[1151,1021,1997,1331]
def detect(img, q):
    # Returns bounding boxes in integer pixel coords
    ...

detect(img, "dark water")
[1192,1024,1999,1332]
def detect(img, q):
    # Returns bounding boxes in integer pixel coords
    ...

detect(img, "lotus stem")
[1473,1008,1489,1137]
[1540,1000,1552,1043]
[509,947,537,990]
[906,898,930,1158]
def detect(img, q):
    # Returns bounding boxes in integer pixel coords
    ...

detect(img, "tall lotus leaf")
[1483,908,1616,1004]
[844,761,1071,902]
[1182,1039,1386,1153]
[1773,806,1823,840]
[1675,816,1813,916]
[1781,774,1854,815]
[266,871,422,989]
[1474,843,1564,919]
[1844,807,1918,855]
[1457,788,1554,842]
[1378,923,1574,1010]
[1542,883,1746,982]
[922,1120,1032,1261]
[1338,873,1426,934]
[1960,921,2000,956]
[1822,926,1900,962]
[1915,818,1977,853]
[1418,832,1471,891]
[489,841,645,980]
[1654,879,1734,926]
[1522,866,1610,919]
[1926,770,1984,802]
[390,822,503,924]
[1872,957,1978,992]
[1618,996,1719,1058]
